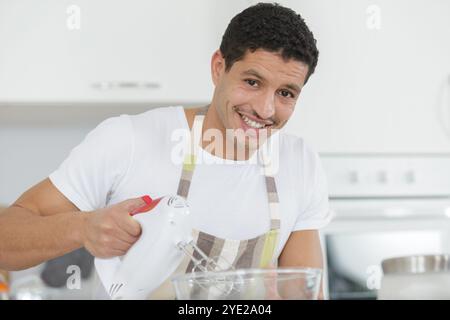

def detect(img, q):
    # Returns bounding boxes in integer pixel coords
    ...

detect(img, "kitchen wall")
[282,0,450,153]
[0,104,153,205]
[1,0,450,205]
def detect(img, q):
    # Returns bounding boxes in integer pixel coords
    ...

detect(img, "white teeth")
[240,114,265,129]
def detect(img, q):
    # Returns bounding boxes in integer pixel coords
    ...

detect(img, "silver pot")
[379,254,450,300]
[382,254,450,274]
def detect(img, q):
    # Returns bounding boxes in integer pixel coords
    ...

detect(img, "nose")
[255,91,275,120]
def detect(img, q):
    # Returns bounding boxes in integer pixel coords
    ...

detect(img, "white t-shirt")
[50,106,332,258]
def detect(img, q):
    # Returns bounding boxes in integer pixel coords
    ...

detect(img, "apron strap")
[258,135,281,231]
[176,106,207,198]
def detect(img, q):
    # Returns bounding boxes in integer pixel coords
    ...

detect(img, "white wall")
[0,104,156,205]
[282,0,450,153]
[1,0,450,205]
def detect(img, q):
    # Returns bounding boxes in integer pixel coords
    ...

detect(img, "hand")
[81,196,150,258]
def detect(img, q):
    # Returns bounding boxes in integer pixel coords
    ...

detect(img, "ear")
[211,50,225,86]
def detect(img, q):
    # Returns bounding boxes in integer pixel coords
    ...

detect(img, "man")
[0,3,331,299]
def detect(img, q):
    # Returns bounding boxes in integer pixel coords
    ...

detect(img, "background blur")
[1,0,450,300]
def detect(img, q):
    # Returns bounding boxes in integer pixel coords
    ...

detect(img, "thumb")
[124,195,153,216]
[116,196,153,238]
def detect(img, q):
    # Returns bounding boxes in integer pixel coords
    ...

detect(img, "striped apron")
[149,106,281,299]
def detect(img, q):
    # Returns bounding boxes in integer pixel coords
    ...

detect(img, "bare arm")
[0,178,86,270]
[0,178,143,271]
[278,230,325,299]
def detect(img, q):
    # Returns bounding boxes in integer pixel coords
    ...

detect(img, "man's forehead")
[233,49,309,86]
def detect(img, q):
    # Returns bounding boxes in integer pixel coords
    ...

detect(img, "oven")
[319,154,450,300]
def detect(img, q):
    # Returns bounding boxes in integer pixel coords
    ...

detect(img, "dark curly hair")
[220,2,319,84]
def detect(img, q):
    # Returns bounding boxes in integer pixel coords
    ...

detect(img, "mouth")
[235,110,274,131]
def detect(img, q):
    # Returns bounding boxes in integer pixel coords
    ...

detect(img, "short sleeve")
[293,147,333,231]
[49,115,134,212]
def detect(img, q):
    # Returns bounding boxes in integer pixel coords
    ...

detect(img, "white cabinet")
[0,0,241,104]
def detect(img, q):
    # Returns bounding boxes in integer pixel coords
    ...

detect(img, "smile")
[235,110,274,131]
[240,114,266,129]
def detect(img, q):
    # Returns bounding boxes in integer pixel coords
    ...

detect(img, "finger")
[119,216,142,237]
[92,248,126,259]
[105,249,127,258]
[114,227,139,245]
[109,237,134,253]
[123,195,153,215]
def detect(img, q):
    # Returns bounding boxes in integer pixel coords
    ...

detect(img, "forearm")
[278,230,325,299]
[278,256,325,300]
[0,206,87,271]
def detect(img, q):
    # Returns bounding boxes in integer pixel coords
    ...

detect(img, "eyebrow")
[241,69,302,94]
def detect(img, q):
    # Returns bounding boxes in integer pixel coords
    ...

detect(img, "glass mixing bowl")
[171,267,322,300]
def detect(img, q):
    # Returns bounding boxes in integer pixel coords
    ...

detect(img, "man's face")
[211,49,309,150]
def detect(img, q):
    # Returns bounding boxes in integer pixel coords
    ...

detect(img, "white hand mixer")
[94,195,236,300]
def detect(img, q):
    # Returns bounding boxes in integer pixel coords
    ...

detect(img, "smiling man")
[198,47,309,161]
[0,3,331,299]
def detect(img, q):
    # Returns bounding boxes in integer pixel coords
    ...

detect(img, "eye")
[245,79,259,87]
[278,89,295,99]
